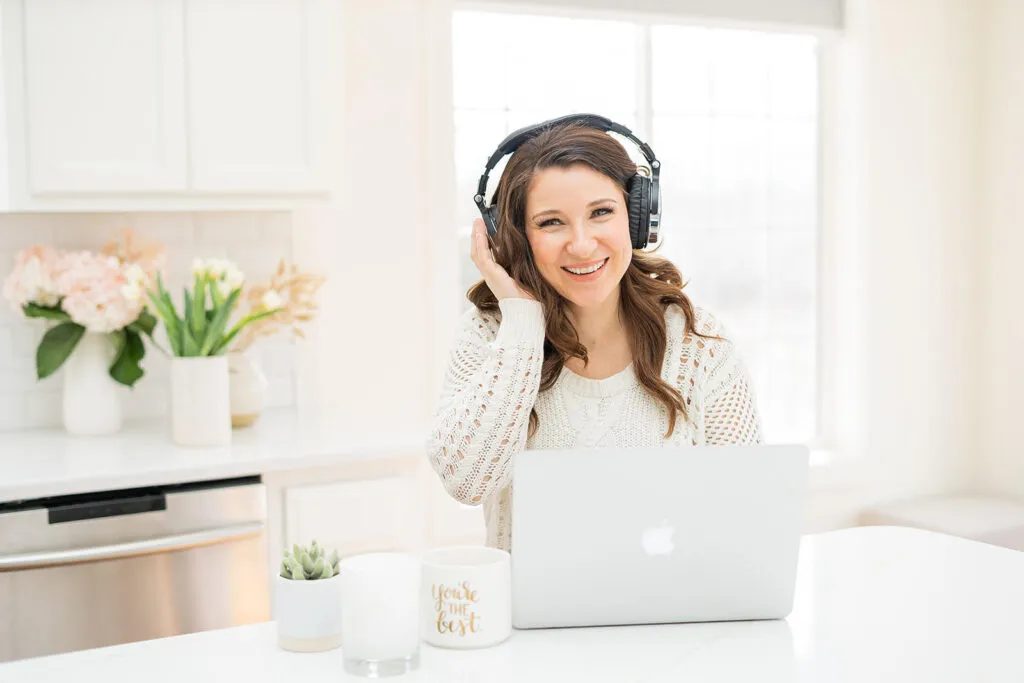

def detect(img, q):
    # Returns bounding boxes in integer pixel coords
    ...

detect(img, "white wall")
[292,0,455,443]
[977,0,1024,496]
[843,0,979,496]
[765,0,983,526]
[0,212,297,431]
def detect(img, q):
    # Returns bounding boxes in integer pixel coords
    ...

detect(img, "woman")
[427,119,763,552]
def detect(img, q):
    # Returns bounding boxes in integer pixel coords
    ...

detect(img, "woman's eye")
[538,208,611,228]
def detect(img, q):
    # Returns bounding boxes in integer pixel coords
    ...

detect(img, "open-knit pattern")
[426,298,763,551]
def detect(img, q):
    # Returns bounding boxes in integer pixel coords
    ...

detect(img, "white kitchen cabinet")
[18,0,187,195]
[0,0,341,211]
[283,476,418,558]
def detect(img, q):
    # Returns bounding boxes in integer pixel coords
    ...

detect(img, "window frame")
[447,0,842,464]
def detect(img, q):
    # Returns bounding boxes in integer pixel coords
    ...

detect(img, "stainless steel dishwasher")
[0,476,270,662]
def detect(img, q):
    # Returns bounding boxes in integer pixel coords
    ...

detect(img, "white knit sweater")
[426,298,764,551]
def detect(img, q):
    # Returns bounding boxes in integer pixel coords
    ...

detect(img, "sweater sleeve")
[701,332,764,445]
[426,298,546,505]
[679,307,764,445]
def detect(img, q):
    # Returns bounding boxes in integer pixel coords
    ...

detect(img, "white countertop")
[2,526,1021,682]
[0,409,425,503]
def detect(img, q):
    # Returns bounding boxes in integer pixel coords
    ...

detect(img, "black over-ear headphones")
[473,113,662,251]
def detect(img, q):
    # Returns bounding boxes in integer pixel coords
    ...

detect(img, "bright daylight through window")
[452,10,820,446]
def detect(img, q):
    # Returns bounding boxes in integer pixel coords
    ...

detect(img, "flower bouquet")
[144,257,280,445]
[1,231,165,435]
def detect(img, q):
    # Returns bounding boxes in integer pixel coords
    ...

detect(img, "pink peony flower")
[55,251,144,333]
[2,246,63,311]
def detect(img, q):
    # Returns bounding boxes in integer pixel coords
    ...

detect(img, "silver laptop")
[510,444,809,629]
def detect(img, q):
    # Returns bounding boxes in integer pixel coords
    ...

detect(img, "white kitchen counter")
[1,526,1021,682]
[0,409,425,503]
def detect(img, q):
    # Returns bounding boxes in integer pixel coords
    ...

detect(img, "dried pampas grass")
[233,259,326,352]
[100,227,167,275]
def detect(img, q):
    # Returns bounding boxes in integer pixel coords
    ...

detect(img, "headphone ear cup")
[627,174,652,249]
[484,205,500,239]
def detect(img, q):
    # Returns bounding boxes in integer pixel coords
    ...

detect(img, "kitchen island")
[1,526,1021,682]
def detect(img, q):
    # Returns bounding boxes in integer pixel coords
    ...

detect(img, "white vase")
[62,331,122,436]
[170,356,231,447]
[275,574,343,652]
[228,350,268,428]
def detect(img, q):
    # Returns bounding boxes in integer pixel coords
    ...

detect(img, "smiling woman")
[426,117,765,552]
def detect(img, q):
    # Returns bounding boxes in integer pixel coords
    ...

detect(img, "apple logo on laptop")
[641,519,675,556]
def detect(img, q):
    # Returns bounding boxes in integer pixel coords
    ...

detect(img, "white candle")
[339,552,421,664]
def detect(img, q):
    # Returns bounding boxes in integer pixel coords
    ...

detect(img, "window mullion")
[636,21,653,141]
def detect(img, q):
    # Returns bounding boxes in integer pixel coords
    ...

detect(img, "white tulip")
[261,289,283,310]
[208,258,228,278]
[216,279,233,298]
[124,263,146,285]
[191,258,206,277]
[225,268,245,291]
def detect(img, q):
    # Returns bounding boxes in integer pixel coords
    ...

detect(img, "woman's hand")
[470,218,535,301]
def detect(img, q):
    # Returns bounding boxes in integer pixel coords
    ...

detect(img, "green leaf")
[36,322,86,379]
[199,288,240,356]
[145,289,180,357]
[22,303,69,322]
[288,557,306,581]
[191,275,207,343]
[211,307,280,356]
[183,288,194,342]
[148,272,183,356]
[130,309,157,337]
[210,281,224,310]
[181,325,201,357]
[108,329,146,387]
[300,551,315,575]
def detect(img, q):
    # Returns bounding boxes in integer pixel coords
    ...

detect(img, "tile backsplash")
[0,212,296,432]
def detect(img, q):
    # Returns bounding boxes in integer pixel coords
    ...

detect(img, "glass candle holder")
[338,552,422,678]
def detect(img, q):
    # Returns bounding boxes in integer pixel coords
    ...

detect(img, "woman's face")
[524,164,633,310]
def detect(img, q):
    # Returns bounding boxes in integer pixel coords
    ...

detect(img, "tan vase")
[228,350,268,428]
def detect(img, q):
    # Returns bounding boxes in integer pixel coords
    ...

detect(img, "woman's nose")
[565,222,598,257]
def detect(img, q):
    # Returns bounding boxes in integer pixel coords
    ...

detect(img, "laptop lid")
[510,445,809,629]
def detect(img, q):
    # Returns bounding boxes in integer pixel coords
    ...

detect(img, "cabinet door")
[20,0,187,193]
[184,0,338,193]
[283,476,417,559]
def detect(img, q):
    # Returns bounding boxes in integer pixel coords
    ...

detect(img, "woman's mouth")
[561,258,609,282]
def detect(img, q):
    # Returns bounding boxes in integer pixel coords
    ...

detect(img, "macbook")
[510,444,809,629]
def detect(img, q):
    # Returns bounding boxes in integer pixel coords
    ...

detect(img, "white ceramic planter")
[62,331,122,436]
[170,356,231,447]
[274,574,343,652]
[228,350,267,428]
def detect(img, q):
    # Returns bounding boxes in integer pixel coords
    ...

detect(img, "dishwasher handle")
[0,521,264,571]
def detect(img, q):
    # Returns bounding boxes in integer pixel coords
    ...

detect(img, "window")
[451,9,821,446]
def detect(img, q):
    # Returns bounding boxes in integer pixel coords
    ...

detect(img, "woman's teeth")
[563,259,607,275]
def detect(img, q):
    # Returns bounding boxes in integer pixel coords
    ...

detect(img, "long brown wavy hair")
[468,122,717,439]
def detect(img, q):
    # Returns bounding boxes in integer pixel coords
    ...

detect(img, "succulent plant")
[280,539,341,580]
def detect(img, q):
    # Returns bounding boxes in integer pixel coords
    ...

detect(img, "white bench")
[860,495,1024,552]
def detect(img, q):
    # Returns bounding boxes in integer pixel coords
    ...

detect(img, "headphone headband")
[475,113,659,203]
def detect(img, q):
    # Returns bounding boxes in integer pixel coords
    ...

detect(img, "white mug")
[421,546,512,649]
